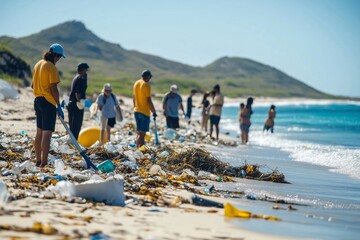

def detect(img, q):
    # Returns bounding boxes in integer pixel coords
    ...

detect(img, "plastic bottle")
[158,151,169,157]
[0,180,9,205]
[164,128,178,139]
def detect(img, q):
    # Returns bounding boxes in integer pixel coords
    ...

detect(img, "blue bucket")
[84,99,92,108]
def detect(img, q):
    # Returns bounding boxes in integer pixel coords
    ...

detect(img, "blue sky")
[1,0,359,97]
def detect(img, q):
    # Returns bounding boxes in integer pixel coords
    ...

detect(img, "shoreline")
[0,87,307,239]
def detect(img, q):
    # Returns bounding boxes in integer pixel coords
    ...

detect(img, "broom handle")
[59,116,98,171]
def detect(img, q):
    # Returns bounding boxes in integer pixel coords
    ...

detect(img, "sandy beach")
[0,87,305,240]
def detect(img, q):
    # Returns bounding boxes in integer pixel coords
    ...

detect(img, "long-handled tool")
[59,116,98,171]
[153,117,159,145]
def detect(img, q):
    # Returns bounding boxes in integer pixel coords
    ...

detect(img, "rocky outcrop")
[0,48,31,86]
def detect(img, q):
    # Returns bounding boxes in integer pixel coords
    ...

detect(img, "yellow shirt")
[133,79,151,116]
[32,60,60,107]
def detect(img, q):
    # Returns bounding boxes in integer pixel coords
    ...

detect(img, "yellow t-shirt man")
[133,79,151,116]
[32,59,60,107]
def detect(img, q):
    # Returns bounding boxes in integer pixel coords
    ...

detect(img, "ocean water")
[199,101,360,239]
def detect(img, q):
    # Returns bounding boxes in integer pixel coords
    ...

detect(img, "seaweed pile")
[156,148,289,183]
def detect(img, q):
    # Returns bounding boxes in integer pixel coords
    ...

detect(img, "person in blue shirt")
[162,85,185,129]
[96,83,123,144]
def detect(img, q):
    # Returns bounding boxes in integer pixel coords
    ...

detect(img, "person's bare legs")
[106,125,111,143]
[34,128,43,166]
[204,116,208,132]
[40,130,52,167]
[241,131,245,144]
[100,117,108,145]
[137,131,146,147]
[210,123,214,139]
[215,124,219,141]
[245,132,249,144]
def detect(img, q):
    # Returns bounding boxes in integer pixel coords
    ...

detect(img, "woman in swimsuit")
[263,105,276,133]
[240,97,254,144]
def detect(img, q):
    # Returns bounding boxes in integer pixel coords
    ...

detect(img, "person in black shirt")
[185,89,197,124]
[67,62,89,139]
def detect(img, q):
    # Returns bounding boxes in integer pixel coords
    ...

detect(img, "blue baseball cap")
[49,43,66,58]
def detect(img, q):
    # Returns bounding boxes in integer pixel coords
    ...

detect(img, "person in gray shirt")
[162,85,185,129]
[96,83,123,144]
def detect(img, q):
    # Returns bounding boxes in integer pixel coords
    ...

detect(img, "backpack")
[99,93,117,111]
[102,93,116,105]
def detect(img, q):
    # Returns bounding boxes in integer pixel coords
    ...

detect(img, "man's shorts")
[100,116,116,129]
[240,123,251,133]
[34,97,56,132]
[166,116,180,129]
[209,115,221,125]
[134,112,150,132]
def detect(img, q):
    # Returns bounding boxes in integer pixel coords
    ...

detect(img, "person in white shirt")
[209,84,224,141]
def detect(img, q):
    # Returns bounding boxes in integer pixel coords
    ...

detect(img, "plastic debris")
[0,180,9,205]
[191,195,224,208]
[149,164,166,176]
[73,175,125,206]
[224,203,281,221]
[54,159,74,176]
[97,160,115,173]
[164,128,178,139]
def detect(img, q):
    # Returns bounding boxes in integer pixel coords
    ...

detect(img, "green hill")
[0,20,331,98]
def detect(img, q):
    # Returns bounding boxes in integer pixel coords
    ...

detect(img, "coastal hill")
[0,20,330,98]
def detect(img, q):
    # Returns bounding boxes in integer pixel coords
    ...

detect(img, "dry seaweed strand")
[157,148,289,184]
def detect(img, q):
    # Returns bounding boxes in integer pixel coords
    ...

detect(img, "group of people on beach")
[238,99,276,144]
[31,43,275,167]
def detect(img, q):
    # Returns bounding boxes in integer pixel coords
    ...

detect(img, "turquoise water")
[201,101,360,239]
[220,101,360,179]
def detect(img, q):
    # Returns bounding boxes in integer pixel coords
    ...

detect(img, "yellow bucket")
[78,127,101,147]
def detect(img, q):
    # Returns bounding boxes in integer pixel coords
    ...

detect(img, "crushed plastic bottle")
[103,142,117,153]
[124,150,137,163]
[158,151,169,157]
[54,159,74,176]
[123,160,138,170]
[21,160,38,173]
[133,150,143,160]
[164,128,178,139]
[23,149,31,159]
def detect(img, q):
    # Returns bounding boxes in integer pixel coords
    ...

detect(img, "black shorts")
[108,117,116,128]
[209,115,221,125]
[166,116,179,129]
[34,97,57,132]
